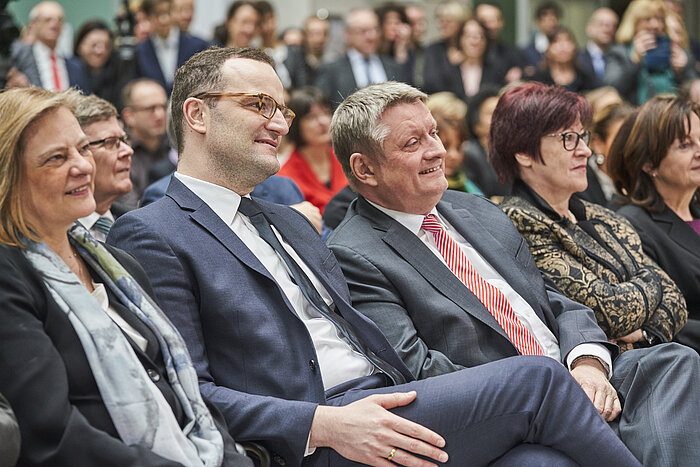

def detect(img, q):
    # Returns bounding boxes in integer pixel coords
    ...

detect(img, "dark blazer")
[11,42,80,89]
[422,45,507,101]
[462,139,511,198]
[67,54,135,109]
[314,53,411,107]
[108,177,413,466]
[501,182,687,350]
[577,44,635,92]
[135,33,209,94]
[527,65,598,94]
[0,392,19,467]
[0,243,245,466]
[140,173,304,207]
[327,191,617,379]
[617,203,700,351]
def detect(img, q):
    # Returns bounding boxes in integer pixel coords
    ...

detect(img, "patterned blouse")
[501,180,687,351]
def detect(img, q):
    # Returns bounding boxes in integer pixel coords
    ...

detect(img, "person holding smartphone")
[614,0,696,104]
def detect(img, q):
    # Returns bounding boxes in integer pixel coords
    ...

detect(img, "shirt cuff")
[566,343,613,379]
[304,431,316,457]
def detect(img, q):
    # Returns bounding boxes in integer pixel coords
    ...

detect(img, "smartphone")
[644,35,671,71]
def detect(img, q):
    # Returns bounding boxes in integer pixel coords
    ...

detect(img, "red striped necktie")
[421,214,543,355]
[50,52,63,90]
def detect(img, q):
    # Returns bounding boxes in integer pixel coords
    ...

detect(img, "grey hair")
[74,93,118,128]
[330,81,426,187]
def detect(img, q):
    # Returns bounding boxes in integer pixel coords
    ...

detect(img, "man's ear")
[514,152,534,169]
[182,97,207,135]
[121,108,134,128]
[350,153,378,187]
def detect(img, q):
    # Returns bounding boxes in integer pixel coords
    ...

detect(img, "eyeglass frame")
[192,92,295,126]
[87,134,131,151]
[544,130,591,151]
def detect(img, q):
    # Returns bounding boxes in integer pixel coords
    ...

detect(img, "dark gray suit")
[328,190,700,465]
[11,42,78,89]
[314,53,410,108]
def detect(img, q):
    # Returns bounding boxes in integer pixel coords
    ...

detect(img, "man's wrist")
[571,355,610,376]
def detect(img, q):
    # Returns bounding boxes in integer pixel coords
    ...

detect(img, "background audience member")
[215,1,259,49]
[278,87,347,213]
[404,2,427,88]
[521,1,562,72]
[464,85,511,198]
[119,78,171,208]
[0,87,248,467]
[579,101,635,208]
[527,26,597,94]
[426,92,482,194]
[421,0,469,92]
[615,0,695,104]
[69,20,133,109]
[172,0,195,33]
[578,8,631,91]
[375,2,411,67]
[295,16,330,87]
[495,82,687,352]
[315,8,410,108]
[680,77,700,105]
[255,1,296,89]
[0,393,19,467]
[610,95,700,353]
[135,0,209,95]
[74,94,134,241]
[7,1,75,90]
[475,2,523,83]
[424,17,506,101]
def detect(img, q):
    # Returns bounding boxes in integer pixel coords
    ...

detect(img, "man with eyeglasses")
[109,47,643,466]
[73,93,134,240]
[119,78,173,208]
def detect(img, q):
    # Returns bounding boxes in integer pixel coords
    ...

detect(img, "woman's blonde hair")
[616,0,667,43]
[0,87,81,247]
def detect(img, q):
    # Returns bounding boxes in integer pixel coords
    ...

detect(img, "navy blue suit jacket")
[135,33,209,94]
[108,177,413,465]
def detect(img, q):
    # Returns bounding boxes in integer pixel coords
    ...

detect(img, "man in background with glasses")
[74,93,134,241]
[109,47,642,466]
[119,77,173,208]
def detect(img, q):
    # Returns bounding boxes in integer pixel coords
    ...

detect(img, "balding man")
[315,8,410,108]
[8,1,77,90]
[578,7,631,90]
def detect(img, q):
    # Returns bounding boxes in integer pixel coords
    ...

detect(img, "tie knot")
[421,214,443,234]
[237,197,261,218]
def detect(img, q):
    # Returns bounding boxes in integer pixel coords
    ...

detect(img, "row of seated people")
[8,0,700,112]
[1,46,700,466]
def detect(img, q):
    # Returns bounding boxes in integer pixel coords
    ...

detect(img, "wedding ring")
[387,447,397,461]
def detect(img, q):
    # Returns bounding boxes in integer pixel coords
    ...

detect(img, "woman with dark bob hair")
[0,87,250,466]
[493,82,687,351]
[609,95,700,352]
[277,86,347,213]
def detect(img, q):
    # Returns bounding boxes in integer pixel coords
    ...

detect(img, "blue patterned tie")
[93,216,113,237]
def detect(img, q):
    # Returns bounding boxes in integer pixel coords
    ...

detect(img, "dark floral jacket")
[501,180,687,351]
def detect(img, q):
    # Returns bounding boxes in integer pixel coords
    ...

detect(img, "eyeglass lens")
[562,131,590,150]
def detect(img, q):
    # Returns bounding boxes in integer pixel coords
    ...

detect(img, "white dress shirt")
[152,28,180,85]
[33,41,69,91]
[347,48,387,88]
[368,200,613,375]
[175,173,375,390]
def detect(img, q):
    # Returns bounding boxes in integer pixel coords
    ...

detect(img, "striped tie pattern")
[421,214,543,355]
[93,216,113,237]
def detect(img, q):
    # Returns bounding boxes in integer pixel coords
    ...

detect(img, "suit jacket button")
[147,368,161,382]
[309,359,316,372]
[272,454,286,465]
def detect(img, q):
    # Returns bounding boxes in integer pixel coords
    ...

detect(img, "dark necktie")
[237,197,403,384]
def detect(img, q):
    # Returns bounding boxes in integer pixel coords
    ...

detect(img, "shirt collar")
[347,47,377,62]
[587,41,604,56]
[174,172,243,226]
[153,28,179,49]
[78,209,115,230]
[365,198,440,235]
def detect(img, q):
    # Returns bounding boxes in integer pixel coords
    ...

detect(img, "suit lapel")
[652,206,700,259]
[166,178,278,285]
[437,199,550,324]
[143,38,166,84]
[356,197,514,343]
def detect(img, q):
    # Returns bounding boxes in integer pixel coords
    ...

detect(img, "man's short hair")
[535,1,561,19]
[170,46,274,153]
[330,81,426,187]
[121,77,165,109]
[74,94,118,128]
[141,0,173,17]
